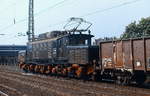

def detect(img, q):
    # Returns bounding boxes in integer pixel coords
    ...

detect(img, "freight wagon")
[99,38,150,84]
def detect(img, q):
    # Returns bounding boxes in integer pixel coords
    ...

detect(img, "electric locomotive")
[19,18,99,79]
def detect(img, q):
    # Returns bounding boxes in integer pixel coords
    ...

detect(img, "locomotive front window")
[69,38,87,45]
[68,34,93,46]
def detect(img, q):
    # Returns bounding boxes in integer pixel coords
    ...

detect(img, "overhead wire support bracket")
[27,0,35,42]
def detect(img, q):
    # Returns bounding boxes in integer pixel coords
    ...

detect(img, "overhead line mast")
[27,0,35,42]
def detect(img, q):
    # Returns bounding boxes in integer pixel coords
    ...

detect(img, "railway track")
[0,71,113,96]
[0,69,150,96]
[0,91,8,96]
[0,84,23,96]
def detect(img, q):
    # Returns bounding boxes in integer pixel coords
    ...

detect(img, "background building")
[0,45,26,65]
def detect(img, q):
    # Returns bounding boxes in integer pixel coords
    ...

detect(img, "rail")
[0,91,9,96]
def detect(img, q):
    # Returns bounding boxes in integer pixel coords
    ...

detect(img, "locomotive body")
[26,31,94,65]
[19,30,99,78]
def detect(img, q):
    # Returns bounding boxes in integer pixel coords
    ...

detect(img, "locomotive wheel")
[29,65,35,72]
[76,67,83,79]
[68,69,76,78]
[62,68,68,77]
[22,65,29,73]
[91,74,97,81]
[39,66,45,74]
[45,66,52,74]
[19,63,24,69]
[68,70,76,78]
[45,70,50,74]
[51,68,57,75]
[91,72,102,81]
[34,65,40,73]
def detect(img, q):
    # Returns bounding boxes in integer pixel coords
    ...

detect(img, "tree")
[121,17,150,39]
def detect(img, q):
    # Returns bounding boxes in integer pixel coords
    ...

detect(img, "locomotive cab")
[56,31,95,64]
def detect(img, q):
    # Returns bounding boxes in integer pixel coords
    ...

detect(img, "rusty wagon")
[100,37,150,84]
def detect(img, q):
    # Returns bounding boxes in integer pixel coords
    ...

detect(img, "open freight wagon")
[99,37,150,84]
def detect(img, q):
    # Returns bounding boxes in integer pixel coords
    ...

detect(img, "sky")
[0,0,149,45]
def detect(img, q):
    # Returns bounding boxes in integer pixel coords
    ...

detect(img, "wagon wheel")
[116,76,126,85]
[116,75,131,85]
[116,76,122,85]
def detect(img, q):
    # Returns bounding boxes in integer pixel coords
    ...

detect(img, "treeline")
[121,17,150,39]
[94,16,150,45]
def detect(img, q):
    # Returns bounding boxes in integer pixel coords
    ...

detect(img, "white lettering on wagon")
[102,58,113,67]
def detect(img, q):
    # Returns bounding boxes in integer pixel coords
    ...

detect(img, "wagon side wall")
[100,38,150,72]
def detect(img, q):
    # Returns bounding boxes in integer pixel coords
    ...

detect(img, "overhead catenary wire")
[35,0,70,16]
[80,0,144,17]
[31,0,147,37]
[0,0,145,35]
[43,0,145,31]
[0,0,71,32]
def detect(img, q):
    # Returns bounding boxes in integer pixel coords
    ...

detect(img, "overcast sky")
[0,0,149,45]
